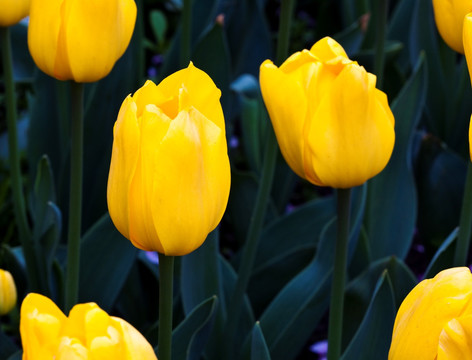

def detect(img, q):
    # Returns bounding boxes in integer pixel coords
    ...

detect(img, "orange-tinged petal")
[464,13,472,86]
[389,267,472,359]
[0,0,30,27]
[438,316,472,360]
[260,59,307,180]
[148,108,230,255]
[107,96,140,241]
[433,0,472,53]
[307,64,395,188]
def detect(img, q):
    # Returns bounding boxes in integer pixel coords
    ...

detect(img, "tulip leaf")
[172,296,219,360]
[251,322,272,360]
[341,271,396,360]
[149,10,167,46]
[423,227,459,279]
[78,214,138,311]
[259,184,366,360]
[181,230,220,315]
[10,23,35,82]
[343,257,416,348]
[364,54,426,260]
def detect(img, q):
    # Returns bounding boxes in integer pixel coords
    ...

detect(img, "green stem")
[180,0,192,67]
[224,0,296,357]
[373,0,388,89]
[328,188,352,360]
[64,81,84,312]
[158,253,174,360]
[0,27,37,290]
[454,163,472,266]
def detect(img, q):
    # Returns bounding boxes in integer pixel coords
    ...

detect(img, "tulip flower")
[20,293,157,359]
[0,269,17,315]
[260,37,395,189]
[27,0,137,82]
[432,0,472,54]
[389,267,472,359]
[107,62,231,256]
[0,0,30,27]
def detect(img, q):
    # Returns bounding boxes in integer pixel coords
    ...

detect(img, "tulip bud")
[432,0,472,54]
[27,0,137,82]
[389,267,472,359]
[0,0,30,27]
[107,62,231,256]
[20,293,157,359]
[260,37,395,189]
[0,269,17,315]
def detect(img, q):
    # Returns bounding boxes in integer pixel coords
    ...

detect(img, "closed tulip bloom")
[20,293,157,359]
[0,0,30,27]
[260,37,395,189]
[27,0,136,82]
[107,62,231,256]
[389,267,472,359]
[433,0,472,53]
[0,269,17,315]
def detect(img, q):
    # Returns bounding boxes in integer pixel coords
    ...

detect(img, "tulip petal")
[260,60,308,180]
[20,293,67,360]
[63,0,136,82]
[28,0,64,79]
[464,13,472,86]
[145,107,230,255]
[389,268,472,359]
[156,62,225,130]
[0,0,30,26]
[438,316,472,360]
[433,0,472,53]
[107,96,140,241]
[113,317,158,360]
[126,106,172,252]
[307,63,395,188]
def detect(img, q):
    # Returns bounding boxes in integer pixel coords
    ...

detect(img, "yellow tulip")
[20,293,157,359]
[0,0,30,27]
[389,267,472,359]
[0,269,17,315]
[433,0,472,54]
[107,62,231,256]
[260,37,395,189]
[27,0,137,83]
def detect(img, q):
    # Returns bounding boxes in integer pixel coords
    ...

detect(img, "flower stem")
[223,0,296,357]
[158,253,174,360]
[454,163,472,266]
[328,188,352,360]
[65,81,84,312]
[0,27,37,290]
[180,0,192,67]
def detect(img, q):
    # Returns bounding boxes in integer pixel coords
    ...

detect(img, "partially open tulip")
[260,37,395,189]
[0,0,30,27]
[389,267,472,359]
[27,0,137,82]
[0,269,17,315]
[107,62,231,256]
[433,0,472,54]
[20,293,157,359]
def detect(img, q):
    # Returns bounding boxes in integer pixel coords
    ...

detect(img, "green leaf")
[172,296,219,360]
[424,227,459,279]
[149,10,167,46]
[78,214,138,311]
[341,271,396,360]
[10,23,35,82]
[251,322,271,360]
[0,330,19,360]
[364,54,426,260]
